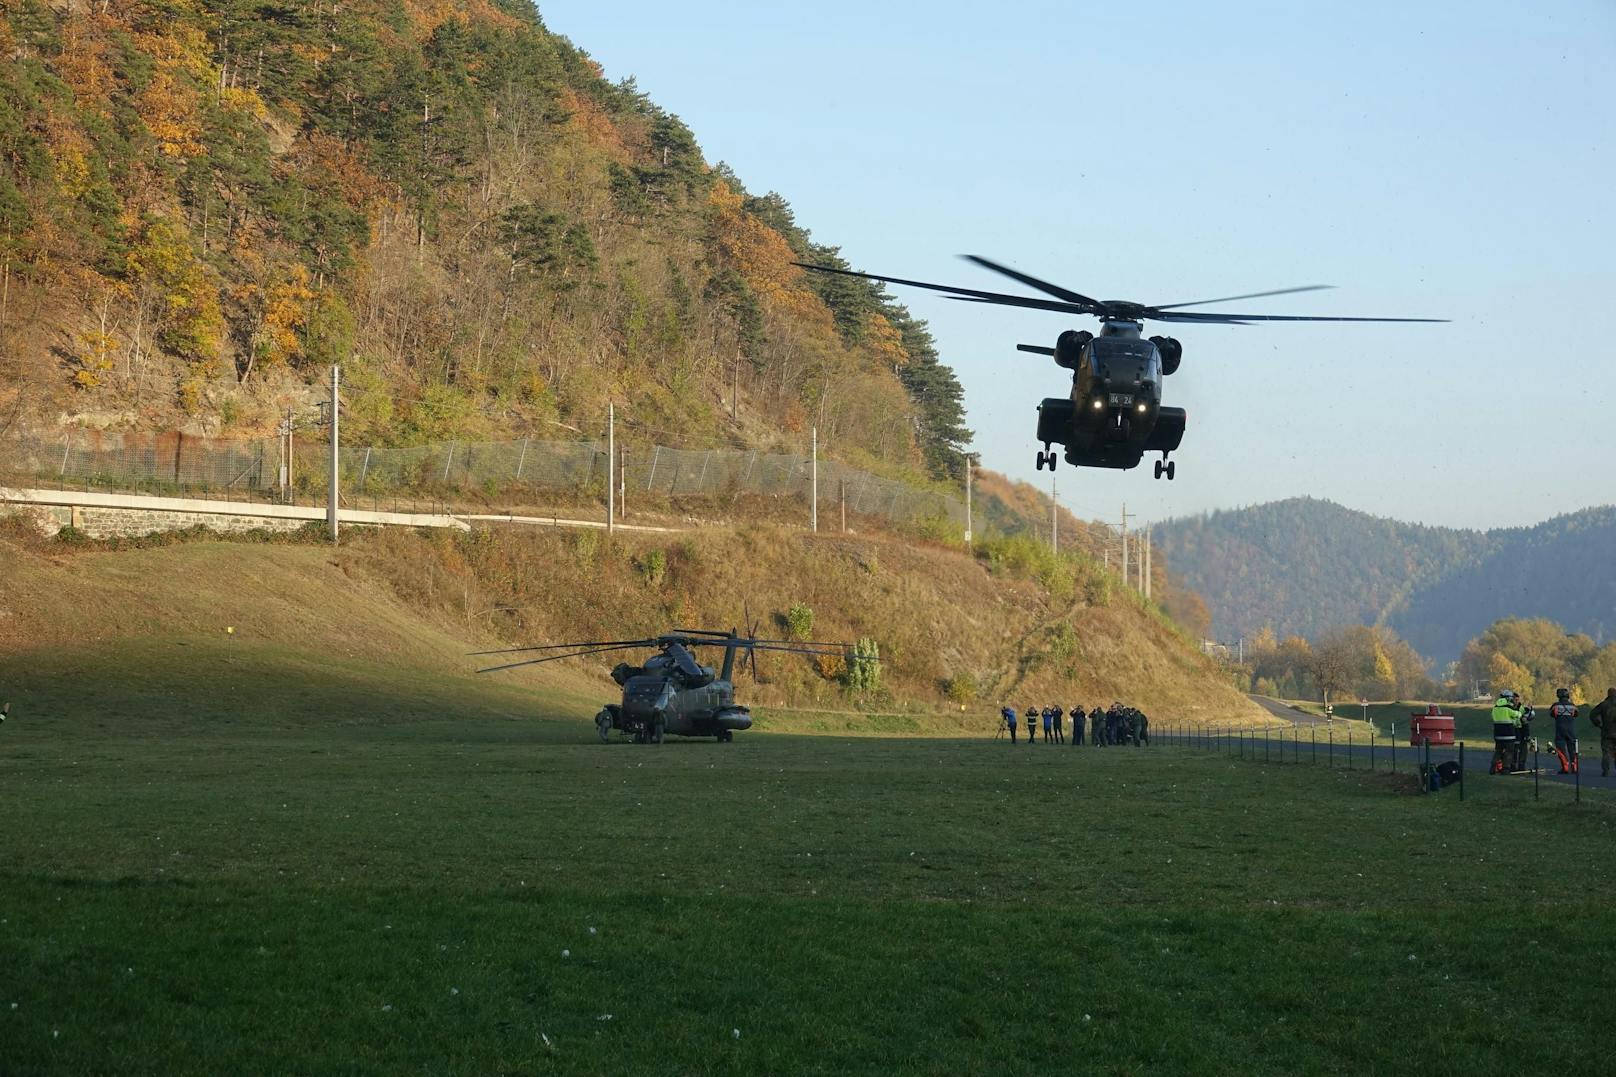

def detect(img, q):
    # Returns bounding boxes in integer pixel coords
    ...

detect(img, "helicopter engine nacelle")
[1053,329,1093,370]
[1150,335,1182,376]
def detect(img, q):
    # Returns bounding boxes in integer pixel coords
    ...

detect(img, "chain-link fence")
[0,426,965,529]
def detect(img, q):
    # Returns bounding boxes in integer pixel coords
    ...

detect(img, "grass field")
[3,634,1614,1075]
[1284,698,1602,751]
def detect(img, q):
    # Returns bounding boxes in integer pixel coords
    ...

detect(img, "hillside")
[1155,498,1616,664]
[0,520,1264,726]
[0,1,966,487]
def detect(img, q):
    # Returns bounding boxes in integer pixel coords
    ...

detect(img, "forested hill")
[0,1,969,484]
[1154,498,1616,665]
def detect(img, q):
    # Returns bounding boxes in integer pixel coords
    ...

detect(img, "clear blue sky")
[538,0,1615,530]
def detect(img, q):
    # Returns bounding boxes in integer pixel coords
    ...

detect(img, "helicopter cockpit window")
[1091,339,1155,377]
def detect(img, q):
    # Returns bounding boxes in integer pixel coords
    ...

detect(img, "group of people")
[997,702,1149,747]
[1490,686,1616,777]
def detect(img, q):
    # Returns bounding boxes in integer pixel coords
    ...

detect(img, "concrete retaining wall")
[22,503,311,539]
[1,487,468,538]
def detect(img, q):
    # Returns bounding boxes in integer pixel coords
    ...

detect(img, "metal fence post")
[1370,727,1375,771]
[1575,740,1580,803]
[1459,743,1465,801]
[646,446,660,491]
[1534,747,1539,800]
[442,441,456,484]
[1329,727,1334,768]
[1312,727,1317,764]
[515,437,529,481]
[1347,730,1352,770]
[359,446,372,490]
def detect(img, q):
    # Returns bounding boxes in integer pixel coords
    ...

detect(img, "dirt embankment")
[0,521,1263,725]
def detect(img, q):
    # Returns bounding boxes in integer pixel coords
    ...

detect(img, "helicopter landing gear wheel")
[650,715,666,745]
[717,729,733,743]
[596,712,613,743]
[1035,449,1058,471]
[1154,457,1176,481]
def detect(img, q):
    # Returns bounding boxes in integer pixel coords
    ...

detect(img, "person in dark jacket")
[1090,706,1104,746]
[1548,688,1578,774]
[1592,688,1616,777]
[1135,709,1150,746]
[1070,704,1085,745]
[1052,705,1065,744]
[1000,705,1018,743]
[1025,703,1040,744]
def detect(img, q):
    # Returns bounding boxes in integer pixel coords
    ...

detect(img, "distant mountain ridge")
[1154,498,1616,665]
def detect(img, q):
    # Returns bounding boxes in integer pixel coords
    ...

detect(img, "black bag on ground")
[1435,760,1461,787]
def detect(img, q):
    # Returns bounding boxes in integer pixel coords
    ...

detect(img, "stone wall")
[16,504,311,539]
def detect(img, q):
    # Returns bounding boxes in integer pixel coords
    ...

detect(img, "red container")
[1410,705,1455,746]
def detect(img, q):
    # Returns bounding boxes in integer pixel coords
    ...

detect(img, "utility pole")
[619,443,627,519]
[810,425,818,533]
[327,365,340,541]
[1050,472,1058,552]
[1144,526,1153,600]
[285,405,294,504]
[607,402,615,535]
[1120,503,1133,586]
[964,454,973,545]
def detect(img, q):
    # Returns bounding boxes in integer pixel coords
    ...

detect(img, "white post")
[810,425,818,533]
[1120,502,1132,587]
[964,454,973,545]
[1145,527,1153,599]
[1050,472,1058,552]
[327,365,340,541]
[607,401,615,535]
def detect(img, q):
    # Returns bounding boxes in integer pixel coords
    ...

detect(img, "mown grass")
[1283,699,1593,750]
[2,636,1613,1075]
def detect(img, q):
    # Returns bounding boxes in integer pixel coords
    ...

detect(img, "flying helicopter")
[473,629,855,743]
[799,256,1444,479]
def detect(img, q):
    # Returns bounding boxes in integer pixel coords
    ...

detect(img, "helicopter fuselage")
[597,643,754,742]
[1036,319,1186,478]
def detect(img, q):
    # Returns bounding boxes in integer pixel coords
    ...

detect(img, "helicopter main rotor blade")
[794,262,1095,315]
[962,255,1106,310]
[469,637,654,657]
[1146,310,1448,324]
[946,294,1095,315]
[477,643,648,674]
[1151,285,1334,311]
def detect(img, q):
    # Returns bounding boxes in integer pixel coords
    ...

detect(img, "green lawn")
[1284,698,1602,751]
[2,642,1612,1075]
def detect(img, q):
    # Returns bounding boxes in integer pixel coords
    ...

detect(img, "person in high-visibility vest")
[1490,690,1524,774]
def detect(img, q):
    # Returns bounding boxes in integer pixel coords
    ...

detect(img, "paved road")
[1161,699,1616,793]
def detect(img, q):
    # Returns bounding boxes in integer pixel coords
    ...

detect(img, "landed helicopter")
[799,256,1444,479]
[473,629,855,743]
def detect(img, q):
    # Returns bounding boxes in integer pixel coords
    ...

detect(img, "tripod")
[995,714,1009,739]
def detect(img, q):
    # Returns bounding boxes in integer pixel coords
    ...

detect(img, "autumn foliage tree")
[0,0,972,488]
